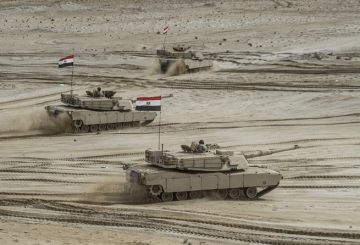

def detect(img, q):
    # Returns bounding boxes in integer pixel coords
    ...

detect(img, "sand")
[0,0,360,244]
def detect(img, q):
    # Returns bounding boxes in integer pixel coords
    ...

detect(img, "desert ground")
[0,0,360,244]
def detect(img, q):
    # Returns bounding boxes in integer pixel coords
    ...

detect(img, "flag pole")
[70,64,74,97]
[162,27,168,50]
[70,49,74,97]
[162,33,167,50]
[158,110,161,150]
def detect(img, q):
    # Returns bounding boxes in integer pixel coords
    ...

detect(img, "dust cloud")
[148,58,161,75]
[167,59,187,76]
[0,107,71,134]
[149,59,187,76]
[82,177,151,204]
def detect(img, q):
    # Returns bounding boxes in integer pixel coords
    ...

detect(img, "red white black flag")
[162,26,169,34]
[58,54,74,68]
[136,96,161,111]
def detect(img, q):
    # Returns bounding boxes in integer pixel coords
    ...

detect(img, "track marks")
[0,199,359,244]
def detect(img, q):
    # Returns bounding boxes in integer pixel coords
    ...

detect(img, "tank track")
[71,119,154,134]
[187,66,212,73]
[141,185,279,202]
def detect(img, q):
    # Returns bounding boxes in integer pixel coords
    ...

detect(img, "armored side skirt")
[143,171,279,193]
[45,105,156,133]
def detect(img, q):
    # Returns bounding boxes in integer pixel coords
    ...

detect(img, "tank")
[156,45,212,74]
[45,89,157,133]
[125,144,299,202]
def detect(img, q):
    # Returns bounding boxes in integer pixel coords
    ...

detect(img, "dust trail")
[0,107,71,134]
[149,58,186,76]
[167,59,187,76]
[148,58,161,75]
[82,177,150,204]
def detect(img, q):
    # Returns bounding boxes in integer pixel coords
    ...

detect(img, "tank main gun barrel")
[243,145,299,159]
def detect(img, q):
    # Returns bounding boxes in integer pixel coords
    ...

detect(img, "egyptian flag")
[58,54,74,68]
[136,96,161,111]
[162,26,169,34]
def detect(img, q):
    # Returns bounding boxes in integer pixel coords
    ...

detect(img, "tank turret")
[60,92,133,111]
[145,149,248,172]
[172,44,191,52]
[144,144,299,172]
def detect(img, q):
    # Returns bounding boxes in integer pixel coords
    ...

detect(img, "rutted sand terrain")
[0,0,360,244]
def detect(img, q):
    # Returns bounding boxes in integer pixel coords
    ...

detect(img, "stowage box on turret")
[45,89,156,133]
[126,144,299,202]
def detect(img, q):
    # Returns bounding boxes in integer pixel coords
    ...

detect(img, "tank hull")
[126,164,282,202]
[159,58,212,74]
[46,105,156,133]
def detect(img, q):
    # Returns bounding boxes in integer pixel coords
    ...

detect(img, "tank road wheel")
[73,120,83,128]
[132,121,140,127]
[175,192,188,201]
[228,188,241,200]
[72,120,83,133]
[149,185,162,196]
[73,127,81,134]
[98,124,107,131]
[81,125,89,133]
[218,189,228,199]
[245,187,258,199]
[106,123,116,131]
[89,124,99,132]
[160,192,174,202]
[189,191,203,199]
